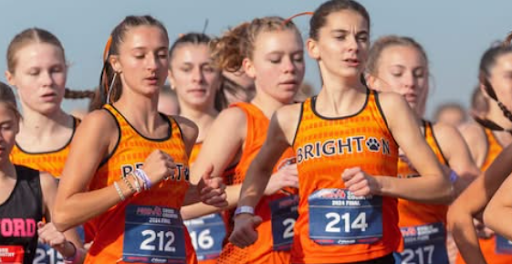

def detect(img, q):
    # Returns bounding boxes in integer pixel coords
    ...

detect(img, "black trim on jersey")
[374,91,398,147]
[291,101,305,147]
[426,120,450,166]
[172,116,185,145]
[98,108,122,168]
[110,104,172,142]
[374,91,390,131]
[14,116,79,155]
[482,126,491,169]
[310,88,370,120]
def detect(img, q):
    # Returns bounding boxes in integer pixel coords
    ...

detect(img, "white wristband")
[234,206,255,216]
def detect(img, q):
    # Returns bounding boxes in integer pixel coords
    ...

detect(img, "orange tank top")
[397,121,449,226]
[397,120,450,263]
[84,104,197,264]
[217,102,297,264]
[456,128,512,264]
[10,117,80,178]
[291,90,399,263]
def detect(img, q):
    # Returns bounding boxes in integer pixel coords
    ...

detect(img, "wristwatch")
[234,206,255,216]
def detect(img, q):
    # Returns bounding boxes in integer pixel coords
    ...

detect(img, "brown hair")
[366,35,429,75]
[478,32,512,122]
[7,28,65,73]
[470,85,489,117]
[0,82,21,120]
[210,16,301,73]
[100,15,169,105]
[309,0,370,40]
[64,88,96,100]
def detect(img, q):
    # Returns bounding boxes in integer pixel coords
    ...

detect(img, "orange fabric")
[456,128,512,264]
[397,121,449,228]
[84,104,197,264]
[217,102,296,264]
[291,91,399,263]
[10,117,80,178]
[189,142,202,165]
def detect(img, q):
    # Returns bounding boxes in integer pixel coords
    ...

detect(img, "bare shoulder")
[217,106,248,125]
[172,115,199,139]
[79,109,118,135]
[432,122,462,140]
[376,92,409,112]
[459,122,486,142]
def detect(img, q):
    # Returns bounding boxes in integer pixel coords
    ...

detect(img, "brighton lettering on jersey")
[297,136,392,164]
[121,163,190,182]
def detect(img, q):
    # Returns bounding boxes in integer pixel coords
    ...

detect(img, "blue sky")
[1,0,512,118]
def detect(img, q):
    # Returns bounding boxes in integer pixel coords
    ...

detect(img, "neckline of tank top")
[107,104,173,142]
[14,116,78,155]
[310,88,370,121]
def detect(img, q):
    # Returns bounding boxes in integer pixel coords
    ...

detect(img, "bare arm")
[483,145,512,240]
[434,123,480,197]
[40,172,84,262]
[448,146,512,264]
[182,108,246,214]
[376,93,452,203]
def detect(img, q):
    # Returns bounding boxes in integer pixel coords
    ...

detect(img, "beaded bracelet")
[113,181,125,201]
[122,175,136,193]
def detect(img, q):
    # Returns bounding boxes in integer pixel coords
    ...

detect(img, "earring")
[106,72,118,104]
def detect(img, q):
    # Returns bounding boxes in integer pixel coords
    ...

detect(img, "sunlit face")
[308,10,369,79]
[5,43,67,115]
[371,45,429,114]
[111,25,169,98]
[0,103,19,163]
[486,53,512,111]
[244,29,305,104]
[168,44,221,110]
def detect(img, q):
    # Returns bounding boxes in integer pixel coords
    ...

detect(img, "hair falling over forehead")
[6,28,65,73]
[0,82,21,120]
[309,0,370,40]
[99,15,169,106]
[210,16,301,73]
[366,35,429,75]
[478,31,512,123]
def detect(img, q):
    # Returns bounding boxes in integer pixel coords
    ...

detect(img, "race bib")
[123,205,186,263]
[400,222,449,264]
[496,234,512,254]
[308,189,383,245]
[184,213,225,261]
[0,245,24,264]
[270,195,299,251]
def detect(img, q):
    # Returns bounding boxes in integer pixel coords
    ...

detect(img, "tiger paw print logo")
[366,137,380,152]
